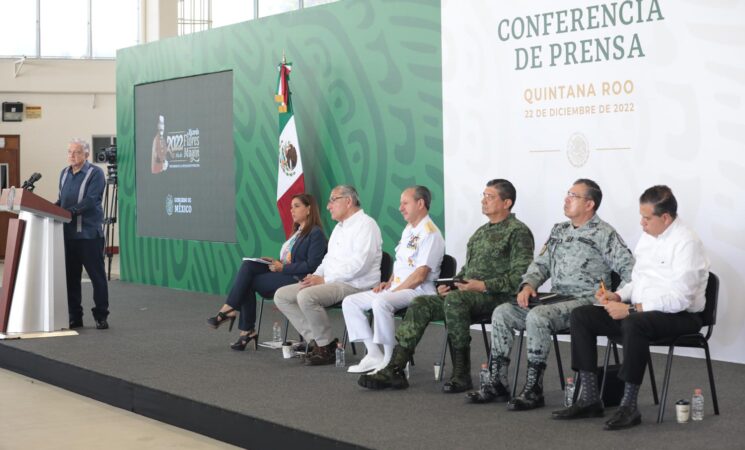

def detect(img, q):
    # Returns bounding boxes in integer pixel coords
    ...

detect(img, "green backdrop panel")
[116,0,443,294]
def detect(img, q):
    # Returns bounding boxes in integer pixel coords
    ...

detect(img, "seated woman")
[207,193,326,350]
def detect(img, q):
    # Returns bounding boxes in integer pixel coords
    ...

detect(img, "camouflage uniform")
[491,214,634,365]
[396,213,534,352]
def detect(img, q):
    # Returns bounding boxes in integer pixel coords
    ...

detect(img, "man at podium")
[56,139,109,330]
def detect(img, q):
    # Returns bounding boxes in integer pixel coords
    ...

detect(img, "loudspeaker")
[2,102,24,122]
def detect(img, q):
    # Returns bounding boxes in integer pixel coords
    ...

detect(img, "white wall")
[0,59,116,226]
[442,0,745,364]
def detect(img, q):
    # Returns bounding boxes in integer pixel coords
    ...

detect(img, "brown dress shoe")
[304,340,337,366]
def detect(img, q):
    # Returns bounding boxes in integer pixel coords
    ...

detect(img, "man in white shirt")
[552,185,710,430]
[342,186,445,373]
[274,185,383,366]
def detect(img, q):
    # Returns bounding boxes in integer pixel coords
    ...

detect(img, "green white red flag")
[275,58,305,238]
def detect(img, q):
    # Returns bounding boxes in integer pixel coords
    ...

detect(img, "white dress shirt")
[390,215,445,294]
[617,218,710,313]
[314,209,382,289]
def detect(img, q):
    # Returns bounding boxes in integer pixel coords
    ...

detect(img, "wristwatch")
[628,304,637,313]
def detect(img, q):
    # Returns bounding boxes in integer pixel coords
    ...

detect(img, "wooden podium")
[0,187,75,338]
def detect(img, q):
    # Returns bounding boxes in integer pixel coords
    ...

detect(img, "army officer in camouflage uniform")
[469,179,634,410]
[359,179,534,392]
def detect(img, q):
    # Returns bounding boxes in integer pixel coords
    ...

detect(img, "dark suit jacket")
[280,225,327,276]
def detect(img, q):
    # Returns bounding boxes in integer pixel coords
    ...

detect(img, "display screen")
[134,71,236,242]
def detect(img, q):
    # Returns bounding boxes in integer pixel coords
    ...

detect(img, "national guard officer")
[469,179,634,409]
[358,179,535,392]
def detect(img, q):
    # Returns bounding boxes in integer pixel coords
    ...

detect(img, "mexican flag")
[275,59,305,238]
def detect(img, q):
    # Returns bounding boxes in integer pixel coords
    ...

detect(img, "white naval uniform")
[342,215,445,345]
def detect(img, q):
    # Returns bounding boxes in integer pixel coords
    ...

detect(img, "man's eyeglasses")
[566,191,588,200]
[482,192,499,201]
[328,196,348,204]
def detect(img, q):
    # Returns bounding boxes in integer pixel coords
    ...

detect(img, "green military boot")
[442,347,473,393]
[466,355,511,403]
[357,345,411,390]
[507,361,546,411]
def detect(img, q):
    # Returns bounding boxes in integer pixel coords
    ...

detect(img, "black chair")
[256,296,291,345]
[601,272,720,423]
[431,255,495,381]
[511,272,623,396]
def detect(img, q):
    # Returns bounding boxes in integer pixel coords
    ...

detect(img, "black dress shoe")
[604,406,641,430]
[95,319,109,330]
[442,379,473,393]
[466,382,510,404]
[552,401,604,420]
[69,319,84,329]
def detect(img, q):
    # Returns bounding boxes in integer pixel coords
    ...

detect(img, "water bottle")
[335,343,345,368]
[272,321,282,343]
[479,363,490,393]
[691,388,704,421]
[564,377,576,407]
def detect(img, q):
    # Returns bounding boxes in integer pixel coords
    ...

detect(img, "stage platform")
[1,281,744,449]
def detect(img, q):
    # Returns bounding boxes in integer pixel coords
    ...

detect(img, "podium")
[0,187,74,337]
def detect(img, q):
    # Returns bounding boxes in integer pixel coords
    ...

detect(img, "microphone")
[21,172,42,191]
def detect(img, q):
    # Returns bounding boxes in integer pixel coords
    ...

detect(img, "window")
[212,0,254,29]
[40,0,89,58]
[304,0,337,7]
[258,0,299,18]
[92,0,139,57]
[0,0,37,57]
[0,0,138,59]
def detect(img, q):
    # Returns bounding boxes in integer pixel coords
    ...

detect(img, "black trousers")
[570,305,702,385]
[224,260,298,331]
[65,237,109,322]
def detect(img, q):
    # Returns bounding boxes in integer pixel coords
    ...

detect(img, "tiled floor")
[0,368,238,450]
[0,256,238,450]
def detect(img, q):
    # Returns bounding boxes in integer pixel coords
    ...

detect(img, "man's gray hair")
[410,185,431,210]
[335,185,361,207]
[69,138,91,155]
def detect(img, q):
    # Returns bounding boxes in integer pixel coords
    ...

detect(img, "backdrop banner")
[442,0,745,363]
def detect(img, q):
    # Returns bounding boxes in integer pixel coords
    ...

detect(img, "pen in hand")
[598,279,608,305]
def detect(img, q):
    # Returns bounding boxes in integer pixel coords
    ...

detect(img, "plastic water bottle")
[564,377,576,407]
[272,321,282,343]
[335,343,345,368]
[479,363,490,393]
[691,388,704,421]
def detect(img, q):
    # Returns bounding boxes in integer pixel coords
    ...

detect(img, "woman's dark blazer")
[280,225,327,276]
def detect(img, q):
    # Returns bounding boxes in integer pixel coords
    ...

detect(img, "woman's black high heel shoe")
[207,308,236,331]
[230,332,258,351]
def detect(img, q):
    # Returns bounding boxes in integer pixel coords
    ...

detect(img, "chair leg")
[511,330,525,398]
[646,351,659,405]
[553,333,565,390]
[256,297,265,343]
[342,327,351,352]
[612,341,620,365]
[572,371,580,403]
[657,345,676,423]
[481,323,490,357]
[282,318,290,343]
[600,340,613,400]
[703,341,720,415]
[437,332,449,382]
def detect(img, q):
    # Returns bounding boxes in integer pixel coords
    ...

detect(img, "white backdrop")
[442,0,745,364]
